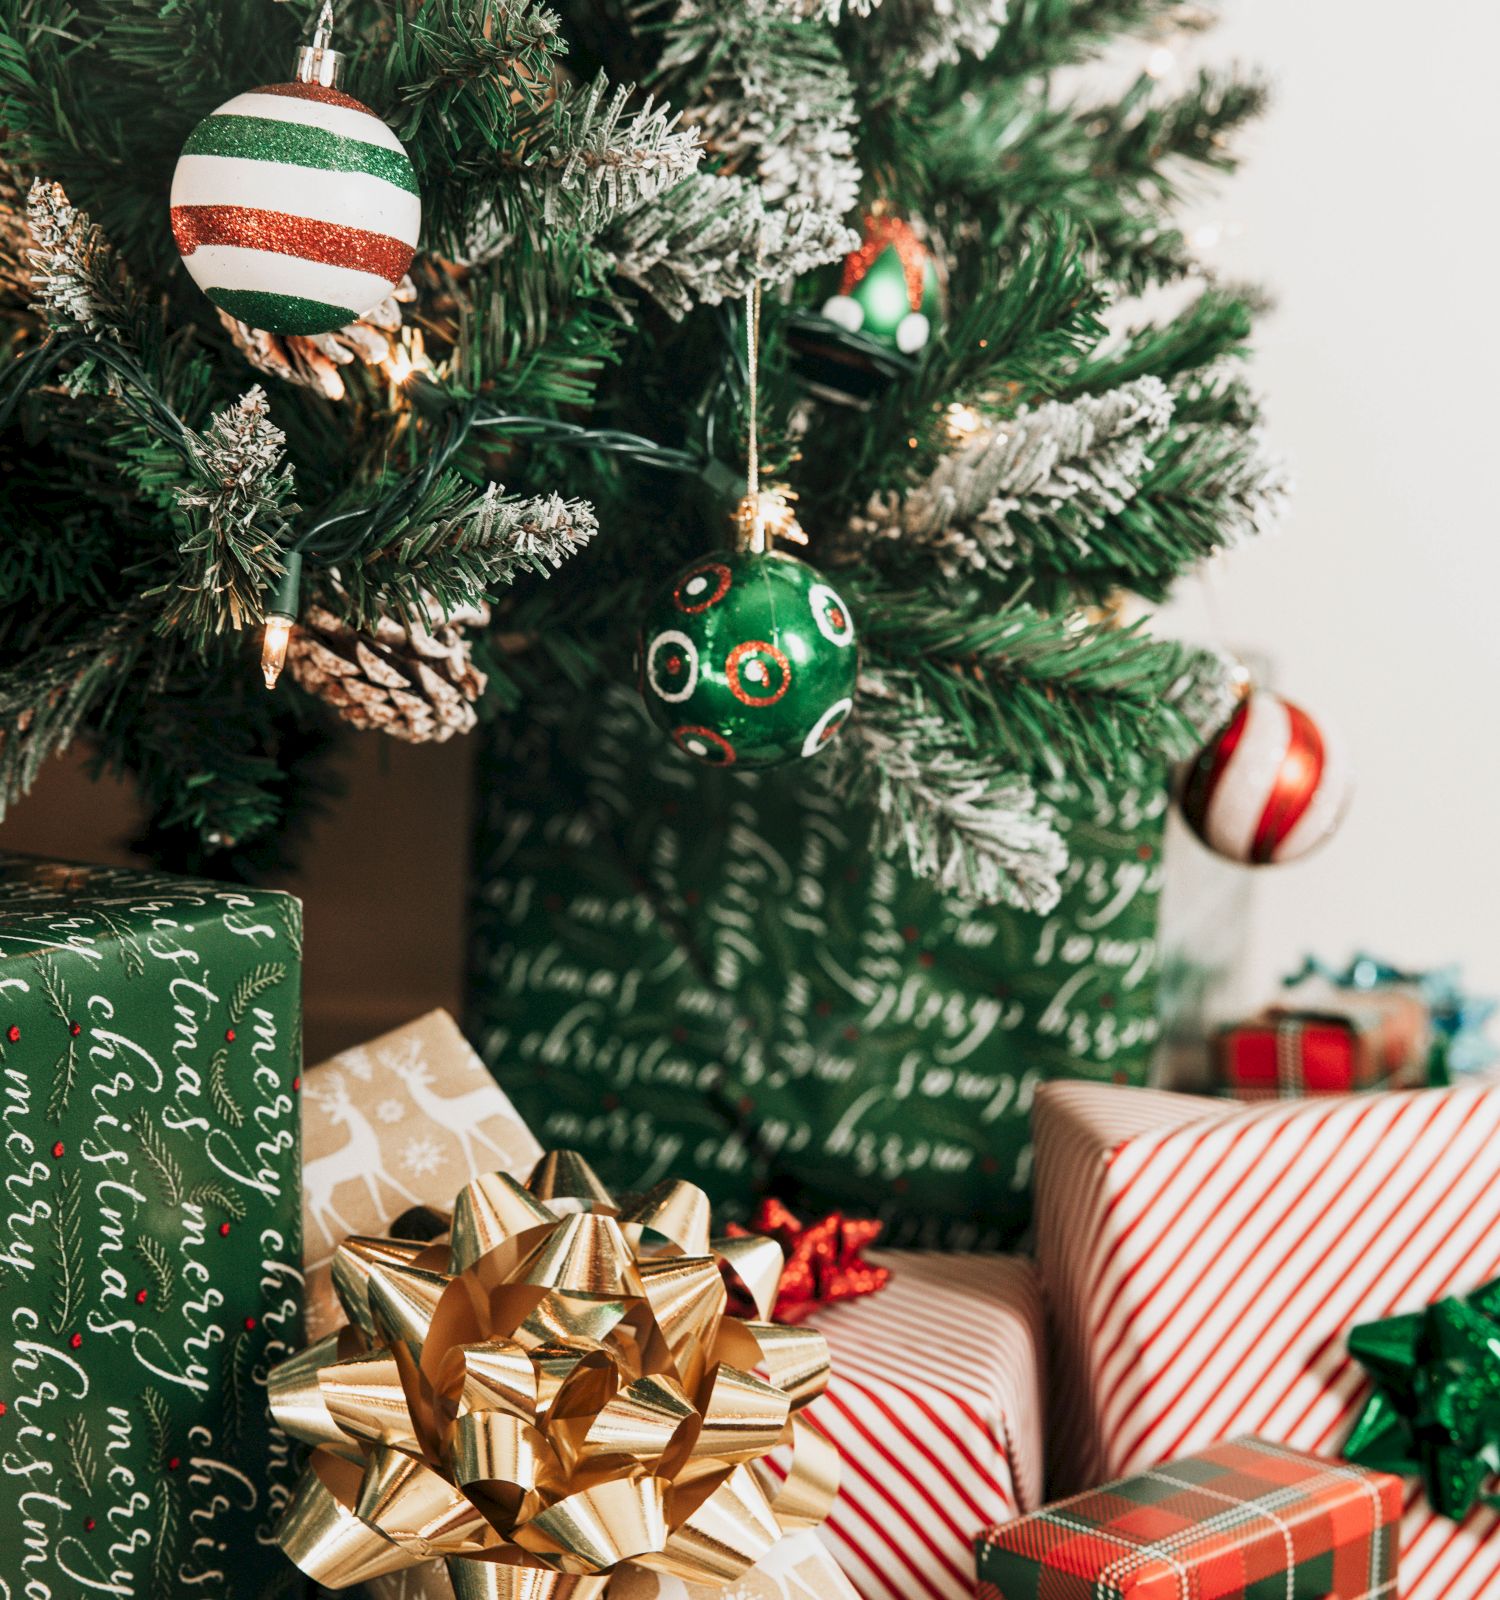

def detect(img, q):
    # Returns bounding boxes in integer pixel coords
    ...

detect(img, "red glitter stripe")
[1250,700,1323,862]
[170,206,413,278]
[250,79,374,113]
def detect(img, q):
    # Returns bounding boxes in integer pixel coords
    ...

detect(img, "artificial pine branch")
[609,173,856,316]
[847,377,1174,576]
[341,482,600,626]
[523,75,702,233]
[156,388,298,637]
[650,0,861,216]
[852,587,1207,776]
[834,669,1068,911]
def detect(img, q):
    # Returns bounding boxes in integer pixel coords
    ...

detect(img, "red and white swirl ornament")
[1180,690,1350,865]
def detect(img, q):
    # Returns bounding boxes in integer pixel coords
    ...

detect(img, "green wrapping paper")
[1344,1277,1500,1519]
[467,690,1166,1248]
[0,855,305,1598]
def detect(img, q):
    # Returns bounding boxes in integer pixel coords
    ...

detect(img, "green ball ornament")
[640,550,858,769]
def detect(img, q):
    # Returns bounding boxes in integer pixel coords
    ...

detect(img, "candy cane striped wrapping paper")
[1033,1080,1500,1600]
[800,1251,1045,1600]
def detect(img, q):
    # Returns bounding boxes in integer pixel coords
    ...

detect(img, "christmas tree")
[0,0,1283,908]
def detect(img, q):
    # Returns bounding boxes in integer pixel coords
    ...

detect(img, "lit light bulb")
[945,402,983,442]
[1145,45,1176,79]
[1189,222,1223,252]
[260,549,303,690]
[382,329,429,387]
[261,613,293,689]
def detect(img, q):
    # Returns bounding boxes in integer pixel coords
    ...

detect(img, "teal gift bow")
[1344,1277,1500,1519]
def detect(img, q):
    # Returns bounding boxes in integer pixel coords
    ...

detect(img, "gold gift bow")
[268,1152,839,1598]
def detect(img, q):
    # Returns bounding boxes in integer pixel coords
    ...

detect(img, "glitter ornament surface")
[171,81,420,337]
[640,550,858,769]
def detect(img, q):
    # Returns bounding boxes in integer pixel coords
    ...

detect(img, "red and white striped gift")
[800,1251,1044,1600]
[1034,1080,1500,1600]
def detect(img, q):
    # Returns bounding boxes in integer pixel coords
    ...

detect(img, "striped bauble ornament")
[171,79,419,338]
[1179,689,1350,864]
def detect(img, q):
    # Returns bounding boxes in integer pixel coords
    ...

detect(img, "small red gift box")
[1214,982,1430,1099]
[975,1437,1401,1599]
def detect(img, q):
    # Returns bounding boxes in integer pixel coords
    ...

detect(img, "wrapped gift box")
[1034,1080,1500,1599]
[300,1007,542,1339]
[1214,981,1431,1099]
[806,1251,1044,1600]
[468,687,1169,1251]
[975,1436,1401,1599]
[0,854,303,1599]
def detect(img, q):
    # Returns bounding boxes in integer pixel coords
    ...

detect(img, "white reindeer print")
[303,1070,425,1253]
[380,1037,514,1174]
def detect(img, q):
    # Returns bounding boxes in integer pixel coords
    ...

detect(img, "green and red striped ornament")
[170,80,420,338]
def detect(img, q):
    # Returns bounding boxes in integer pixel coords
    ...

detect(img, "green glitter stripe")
[206,287,358,337]
[183,115,417,194]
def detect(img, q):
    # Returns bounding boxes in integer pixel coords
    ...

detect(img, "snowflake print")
[375,1098,406,1124]
[400,1135,445,1177]
[336,1047,374,1082]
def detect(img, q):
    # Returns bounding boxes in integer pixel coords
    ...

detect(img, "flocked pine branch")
[848,377,1174,575]
[609,174,856,317]
[344,483,600,626]
[156,387,297,637]
[521,76,703,233]
[859,0,1012,73]
[1064,418,1289,594]
[851,585,1206,776]
[660,3,860,218]
[835,669,1069,911]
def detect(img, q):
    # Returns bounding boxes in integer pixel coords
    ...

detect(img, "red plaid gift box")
[1034,1081,1500,1598]
[974,1437,1401,1599]
[1215,983,1431,1100]
[795,1251,1044,1600]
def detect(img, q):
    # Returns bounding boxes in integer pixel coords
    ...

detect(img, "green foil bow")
[1343,1276,1500,1519]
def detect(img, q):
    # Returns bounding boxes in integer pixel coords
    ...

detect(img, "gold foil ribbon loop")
[268,1151,838,1593]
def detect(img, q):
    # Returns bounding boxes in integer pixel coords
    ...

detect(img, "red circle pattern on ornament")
[672,725,736,766]
[725,639,791,707]
[673,563,732,615]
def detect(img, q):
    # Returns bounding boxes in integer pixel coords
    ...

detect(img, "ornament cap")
[294,0,346,87]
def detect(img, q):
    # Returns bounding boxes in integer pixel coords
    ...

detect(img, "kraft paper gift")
[300,1007,542,1339]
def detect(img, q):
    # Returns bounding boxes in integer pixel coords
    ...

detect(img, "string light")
[1145,45,1176,79]
[261,550,302,690]
[382,328,429,387]
[944,402,983,443]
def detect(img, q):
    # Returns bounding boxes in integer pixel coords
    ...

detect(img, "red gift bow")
[727,1199,890,1324]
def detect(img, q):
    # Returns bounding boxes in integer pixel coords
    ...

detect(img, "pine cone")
[219,277,418,401]
[287,598,490,743]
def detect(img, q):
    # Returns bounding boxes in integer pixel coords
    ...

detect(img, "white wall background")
[1151,0,1500,1003]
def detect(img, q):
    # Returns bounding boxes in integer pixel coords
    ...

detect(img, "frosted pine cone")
[287,597,490,743]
